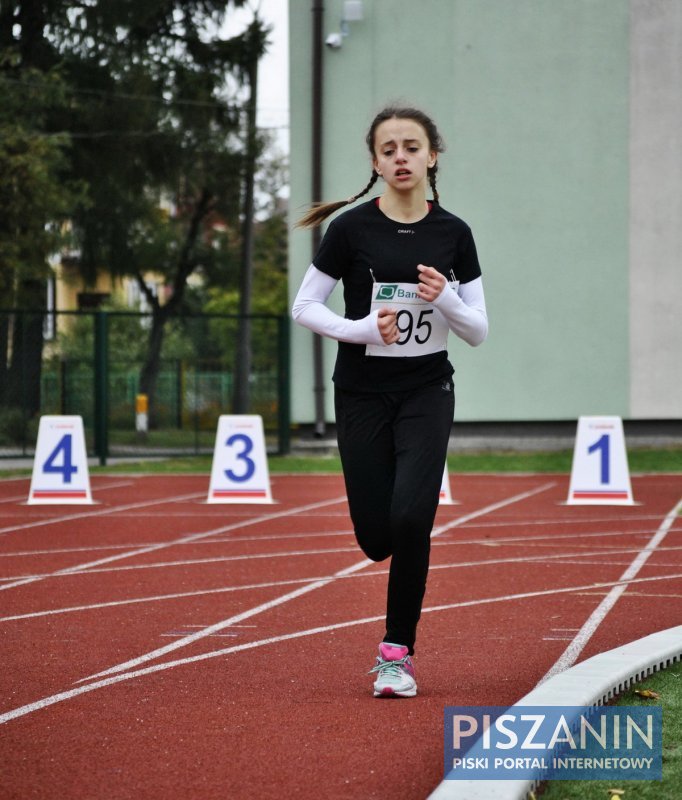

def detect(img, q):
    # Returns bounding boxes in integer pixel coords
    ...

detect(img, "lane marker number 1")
[567,416,635,505]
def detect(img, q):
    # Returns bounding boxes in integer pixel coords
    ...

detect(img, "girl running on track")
[292,106,488,698]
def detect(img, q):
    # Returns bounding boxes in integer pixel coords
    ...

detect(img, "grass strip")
[93,446,680,474]
[537,663,682,799]
[0,446,680,478]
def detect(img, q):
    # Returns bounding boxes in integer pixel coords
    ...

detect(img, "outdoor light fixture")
[326,0,363,49]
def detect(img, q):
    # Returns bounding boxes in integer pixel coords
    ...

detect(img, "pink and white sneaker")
[369,642,417,698]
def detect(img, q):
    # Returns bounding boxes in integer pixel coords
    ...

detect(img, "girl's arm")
[431,276,488,347]
[291,265,385,345]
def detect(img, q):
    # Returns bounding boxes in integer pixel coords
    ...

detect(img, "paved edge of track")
[428,624,682,800]
[428,494,682,800]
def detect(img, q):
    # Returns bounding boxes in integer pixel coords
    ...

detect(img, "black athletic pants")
[334,378,455,655]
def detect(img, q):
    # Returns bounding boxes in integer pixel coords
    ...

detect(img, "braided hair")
[295,106,445,229]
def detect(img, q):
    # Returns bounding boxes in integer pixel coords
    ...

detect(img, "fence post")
[93,310,108,466]
[277,314,291,455]
[176,358,183,430]
[60,358,67,414]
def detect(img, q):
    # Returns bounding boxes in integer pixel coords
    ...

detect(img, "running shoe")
[369,642,417,698]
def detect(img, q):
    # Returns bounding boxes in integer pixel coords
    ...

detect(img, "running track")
[1,473,681,799]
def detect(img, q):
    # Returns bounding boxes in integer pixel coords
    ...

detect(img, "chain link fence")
[0,309,290,462]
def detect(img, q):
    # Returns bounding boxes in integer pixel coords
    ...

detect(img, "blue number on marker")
[225,433,256,483]
[43,434,78,483]
[588,434,610,484]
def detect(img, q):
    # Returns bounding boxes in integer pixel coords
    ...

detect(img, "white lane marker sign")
[207,415,274,504]
[567,416,635,505]
[28,416,93,504]
[439,464,459,505]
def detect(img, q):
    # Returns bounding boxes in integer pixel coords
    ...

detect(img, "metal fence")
[0,309,290,462]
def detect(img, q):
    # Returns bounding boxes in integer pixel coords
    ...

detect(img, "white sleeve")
[431,276,488,347]
[291,265,384,346]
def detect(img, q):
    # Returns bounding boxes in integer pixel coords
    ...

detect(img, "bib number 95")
[396,309,433,346]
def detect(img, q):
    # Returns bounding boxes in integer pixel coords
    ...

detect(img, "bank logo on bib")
[376,284,397,300]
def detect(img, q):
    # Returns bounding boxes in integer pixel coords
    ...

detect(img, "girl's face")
[372,118,437,195]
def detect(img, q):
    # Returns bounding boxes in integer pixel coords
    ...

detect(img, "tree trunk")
[0,311,10,406]
[233,23,259,414]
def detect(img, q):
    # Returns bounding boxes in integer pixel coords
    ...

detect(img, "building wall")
[629,0,682,417]
[54,264,120,312]
[288,0,681,423]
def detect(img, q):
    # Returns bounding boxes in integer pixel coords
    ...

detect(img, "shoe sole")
[373,686,417,698]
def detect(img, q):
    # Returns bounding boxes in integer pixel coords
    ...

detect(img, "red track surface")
[1,473,681,799]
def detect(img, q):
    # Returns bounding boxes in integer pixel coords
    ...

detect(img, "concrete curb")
[428,624,682,800]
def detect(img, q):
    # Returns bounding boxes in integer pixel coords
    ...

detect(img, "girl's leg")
[385,379,455,654]
[334,387,396,562]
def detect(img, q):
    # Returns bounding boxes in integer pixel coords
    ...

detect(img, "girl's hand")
[417,264,446,302]
[377,307,399,344]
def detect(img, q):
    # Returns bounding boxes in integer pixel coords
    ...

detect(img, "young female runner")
[292,106,488,697]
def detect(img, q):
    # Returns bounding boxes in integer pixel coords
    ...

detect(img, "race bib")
[366,280,459,358]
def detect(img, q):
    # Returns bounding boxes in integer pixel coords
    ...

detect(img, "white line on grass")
[539,495,682,683]
[2,570,682,727]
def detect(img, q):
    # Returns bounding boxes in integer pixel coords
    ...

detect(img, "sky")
[221,0,290,154]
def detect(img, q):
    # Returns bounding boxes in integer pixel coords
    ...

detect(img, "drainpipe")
[311,0,326,436]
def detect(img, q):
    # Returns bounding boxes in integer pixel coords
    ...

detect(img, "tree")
[0,1,269,421]
[203,135,289,364]
[0,17,82,413]
[57,2,268,418]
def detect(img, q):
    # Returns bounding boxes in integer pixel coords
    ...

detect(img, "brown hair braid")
[295,105,445,229]
[295,171,379,229]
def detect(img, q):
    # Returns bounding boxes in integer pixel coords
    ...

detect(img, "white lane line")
[0,480,151,506]
[0,495,348,592]
[439,513,671,528]
[79,482,555,682]
[0,530,355,558]
[6,540,677,623]
[8,538,682,585]
[539,495,682,683]
[431,483,556,538]
[0,492,206,591]
[80,557,373,681]
[0,545,361,581]
[0,491,206,537]
[0,577,344,622]
[0,494,35,505]
[2,521,676,563]
[3,569,682,727]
